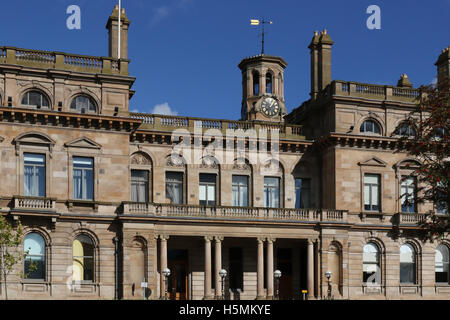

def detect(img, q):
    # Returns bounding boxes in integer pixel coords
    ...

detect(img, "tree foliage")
[0,215,25,300]
[396,79,450,241]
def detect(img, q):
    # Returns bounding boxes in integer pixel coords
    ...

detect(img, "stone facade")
[0,7,448,300]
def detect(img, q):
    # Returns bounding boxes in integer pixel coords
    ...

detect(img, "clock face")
[261,97,280,117]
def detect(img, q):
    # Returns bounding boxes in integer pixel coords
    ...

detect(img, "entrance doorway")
[277,248,292,299]
[168,249,189,300]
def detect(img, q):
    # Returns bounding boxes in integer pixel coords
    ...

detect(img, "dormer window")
[253,71,260,96]
[21,91,49,109]
[266,72,273,94]
[70,95,97,113]
[360,120,381,135]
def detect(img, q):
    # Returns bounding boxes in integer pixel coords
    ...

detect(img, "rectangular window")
[264,177,280,208]
[24,153,46,197]
[295,178,311,209]
[131,170,149,203]
[436,183,448,215]
[232,175,249,207]
[229,247,243,290]
[364,174,380,211]
[73,157,94,200]
[401,176,417,213]
[199,173,216,206]
[166,172,183,204]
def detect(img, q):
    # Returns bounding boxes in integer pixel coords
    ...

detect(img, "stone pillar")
[315,239,321,298]
[159,235,169,299]
[214,236,223,299]
[204,236,213,299]
[257,237,265,299]
[266,238,275,299]
[307,239,314,299]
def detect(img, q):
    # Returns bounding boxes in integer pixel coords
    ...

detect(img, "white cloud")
[431,77,438,85]
[151,102,178,116]
[149,0,193,26]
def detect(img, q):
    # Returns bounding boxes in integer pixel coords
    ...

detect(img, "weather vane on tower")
[250,18,273,55]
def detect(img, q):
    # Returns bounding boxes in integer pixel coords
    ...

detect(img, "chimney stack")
[106,5,131,59]
[318,29,334,92]
[309,30,334,99]
[435,46,450,87]
[308,31,320,99]
[397,74,413,88]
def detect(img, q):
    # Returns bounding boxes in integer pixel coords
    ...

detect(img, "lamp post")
[162,268,171,300]
[219,269,227,300]
[325,271,332,300]
[274,270,282,300]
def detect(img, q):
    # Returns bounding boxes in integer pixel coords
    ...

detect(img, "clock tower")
[238,54,288,122]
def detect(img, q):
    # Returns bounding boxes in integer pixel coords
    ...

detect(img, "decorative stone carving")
[131,152,151,165]
[200,156,219,169]
[233,161,250,171]
[166,153,185,167]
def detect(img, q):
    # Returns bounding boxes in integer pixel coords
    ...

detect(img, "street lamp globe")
[219,269,227,279]
[162,268,171,278]
[325,271,332,280]
[274,270,282,279]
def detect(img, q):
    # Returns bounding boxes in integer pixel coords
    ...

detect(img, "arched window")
[363,243,380,284]
[21,91,49,109]
[70,95,97,113]
[360,120,381,134]
[396,122,416,137]
[252,71,260,96]
[266,72,273,94]
[400,244,416,284]
[435,245,449,283]
[73,234,95,282]
[24,233,46,280]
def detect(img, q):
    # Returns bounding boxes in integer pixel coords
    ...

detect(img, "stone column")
[315,239,321,298]
[266,238,275,299]
[204,236,213,299]
[257,237,265,299]
[307,239,314,299]
[214,236,223,299]
[159,235,169,299]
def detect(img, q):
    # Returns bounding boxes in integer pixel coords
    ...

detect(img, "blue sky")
[0,0,448,119]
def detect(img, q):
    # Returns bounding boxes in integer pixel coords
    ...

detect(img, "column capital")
[257,237,265,243]
[307,238,315,245]
[266,237,276,244]
[214,236,224,242]
[204,235,213,242]
[159,234,170,241]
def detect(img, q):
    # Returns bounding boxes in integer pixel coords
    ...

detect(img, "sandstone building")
[0,6,449,300]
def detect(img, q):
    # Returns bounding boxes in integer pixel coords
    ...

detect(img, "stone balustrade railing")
[0,46,129,76]
[13,196,56,211]
[121,202,348,223]
[331,80,421,102]
[129,113,305,139]
[397,213,428,224]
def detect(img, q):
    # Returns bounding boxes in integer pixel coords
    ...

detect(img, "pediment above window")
[13,132,55,155]
[65,137,102,150]
[395,159,421,170]
[358,157,387,167]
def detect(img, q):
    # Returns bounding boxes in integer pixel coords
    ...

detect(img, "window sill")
[360,211,385,222]
[21,279,48,284]
[67,199,98,211]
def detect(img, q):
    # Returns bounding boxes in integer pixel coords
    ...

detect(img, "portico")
[153,231,320,300]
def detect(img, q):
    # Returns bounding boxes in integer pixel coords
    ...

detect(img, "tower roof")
[238,54,287,71]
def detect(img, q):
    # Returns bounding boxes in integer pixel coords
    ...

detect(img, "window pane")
[166,172,183,204]
[24,233,45,255]
[207,185,215,202]
[199,185,206,201]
